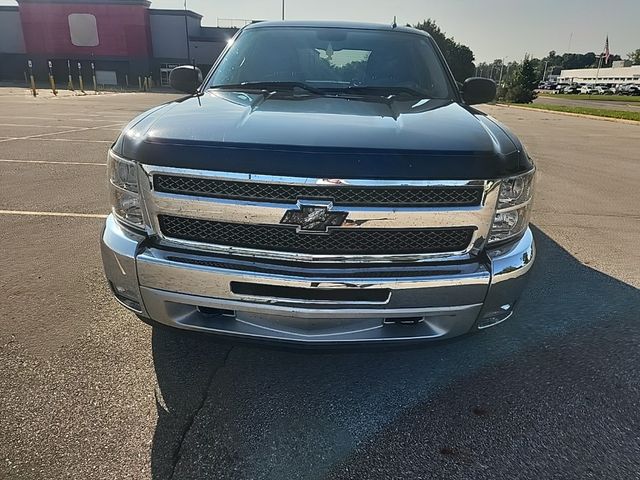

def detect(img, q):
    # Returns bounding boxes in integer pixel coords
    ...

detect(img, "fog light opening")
[197,306,236,317]
[109,281,142,312]
[478,304,513,329]
[384,316,425,326]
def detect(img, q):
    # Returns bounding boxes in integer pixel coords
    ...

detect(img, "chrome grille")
[154,175,483,207]
[140,165,498,262]
[158,215,476,255]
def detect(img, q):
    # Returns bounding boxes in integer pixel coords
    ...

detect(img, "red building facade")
[0,0,237,85]
[18,1,152,58]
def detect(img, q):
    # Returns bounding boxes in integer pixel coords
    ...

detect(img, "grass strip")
[515,103,640,122]
[538,93,640,103]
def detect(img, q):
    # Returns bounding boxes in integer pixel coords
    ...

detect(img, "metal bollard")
[47,60,57,95]
[91,61,97,93]
[77,62,85,94]
[49,74,57,96]
[67,60,74,91]
[27,60,36,97]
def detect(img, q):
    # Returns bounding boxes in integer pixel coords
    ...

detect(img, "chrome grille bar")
[153,174,484,207]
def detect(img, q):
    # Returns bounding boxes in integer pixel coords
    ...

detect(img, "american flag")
[604,36,610,64]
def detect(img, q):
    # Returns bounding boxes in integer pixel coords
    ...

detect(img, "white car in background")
[579,85,597,94]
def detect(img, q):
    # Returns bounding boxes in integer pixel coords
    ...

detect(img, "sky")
[1,0,638,63]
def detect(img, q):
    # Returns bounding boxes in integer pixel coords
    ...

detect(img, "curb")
[493,103,640,126]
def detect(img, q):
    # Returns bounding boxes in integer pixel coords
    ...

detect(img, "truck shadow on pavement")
[149,226,640,480]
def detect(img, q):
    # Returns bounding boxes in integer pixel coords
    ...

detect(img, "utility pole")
[282,0,285,20]
[184,0,191,63]
[541,60,549,82]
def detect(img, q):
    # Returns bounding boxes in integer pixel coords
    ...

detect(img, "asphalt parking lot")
[0,90,639,480]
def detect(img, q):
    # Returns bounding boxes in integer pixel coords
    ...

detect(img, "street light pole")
[282,0,285,20]
[184,0,191,63]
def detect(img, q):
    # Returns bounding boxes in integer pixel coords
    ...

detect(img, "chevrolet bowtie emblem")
[280,202,348,234]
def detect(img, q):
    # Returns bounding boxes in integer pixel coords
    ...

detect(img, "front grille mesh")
[158,215,475,255]
[154,175,483,207]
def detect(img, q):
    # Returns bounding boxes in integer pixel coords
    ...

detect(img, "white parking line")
[0,159,107,166]
[0,210,107,218]
[0,115,128,123]
[27,138,113,144]
[0,112,131,119]
[0,123,122,143]
[0,123,122,130]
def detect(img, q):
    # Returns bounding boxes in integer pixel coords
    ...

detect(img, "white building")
[558,66,640,85]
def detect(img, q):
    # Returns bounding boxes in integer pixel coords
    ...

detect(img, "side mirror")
[169,65,203,94]
[461,77,496,105]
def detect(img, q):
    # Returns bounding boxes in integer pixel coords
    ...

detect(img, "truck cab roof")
[244,20,429,36]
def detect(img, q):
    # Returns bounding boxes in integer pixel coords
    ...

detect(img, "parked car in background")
[537,81,557,91]
[621,84,640,96]
[563,85,580,94]
[552,84,567,94]
[579,85,597,94]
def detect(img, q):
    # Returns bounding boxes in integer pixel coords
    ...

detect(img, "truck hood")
[116,91,531,180]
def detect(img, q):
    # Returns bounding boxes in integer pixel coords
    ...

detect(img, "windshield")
[207,27,455,99]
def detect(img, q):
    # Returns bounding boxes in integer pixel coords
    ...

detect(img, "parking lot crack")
[168,346,234,479]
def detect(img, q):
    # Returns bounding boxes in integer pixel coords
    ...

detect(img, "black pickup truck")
[101,21,536,345]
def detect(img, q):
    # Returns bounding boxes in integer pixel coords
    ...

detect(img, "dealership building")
[0,0,239,86]
[558,66,640,85]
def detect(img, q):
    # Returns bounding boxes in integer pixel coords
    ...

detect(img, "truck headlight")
[489,169,535,244]
[108,151,144,229]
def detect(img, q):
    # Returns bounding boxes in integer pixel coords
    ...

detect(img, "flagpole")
[595,35,608,90]
[593,54,603,99]
[595,53,602,86]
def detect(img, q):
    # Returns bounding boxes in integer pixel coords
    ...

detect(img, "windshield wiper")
[334,85,430,98]
[210,82,326,96]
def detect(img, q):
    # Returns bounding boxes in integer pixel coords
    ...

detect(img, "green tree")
[412,19,475,81]
[504,56,538,103]
[628,49,640,65]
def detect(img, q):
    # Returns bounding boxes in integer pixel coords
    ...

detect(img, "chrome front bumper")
[101,215,535,345]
